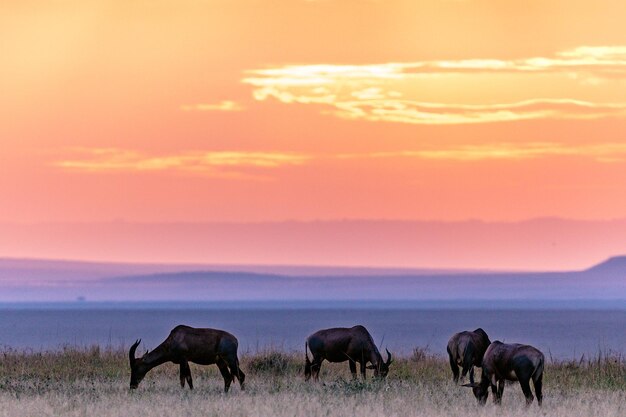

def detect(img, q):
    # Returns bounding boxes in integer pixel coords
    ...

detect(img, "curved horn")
[129,339,141,363]
[385,348,392,365]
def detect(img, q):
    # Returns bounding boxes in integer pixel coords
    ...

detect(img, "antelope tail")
[304,342,312,380]
[462,343,474,376]
[532,355,545,380]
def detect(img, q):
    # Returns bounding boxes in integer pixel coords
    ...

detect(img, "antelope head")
[129,339,147,389]
[462,379,489,405]
[367,348,393,378]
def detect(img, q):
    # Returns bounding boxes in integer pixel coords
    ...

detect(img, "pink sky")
[2,1,626,268]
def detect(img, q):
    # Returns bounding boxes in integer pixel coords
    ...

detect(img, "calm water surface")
[0,303,624,359]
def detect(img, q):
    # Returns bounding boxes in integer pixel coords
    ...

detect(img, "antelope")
[129,325,245,392]
[463,341,544,406]
[447,328,491,384]
[304,325,392,381]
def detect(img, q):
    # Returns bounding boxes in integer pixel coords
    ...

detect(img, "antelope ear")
[461,383,480,388]
[366,365,376,369]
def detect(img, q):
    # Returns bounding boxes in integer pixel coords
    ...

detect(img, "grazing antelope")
[463,341,544,406]
[129,325,245,392]
[305,325,392,381]
[447,328,491,384]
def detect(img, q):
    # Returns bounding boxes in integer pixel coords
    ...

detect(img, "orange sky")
[2,0,626,224]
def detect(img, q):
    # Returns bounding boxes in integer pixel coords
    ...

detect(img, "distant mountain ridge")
[0,256,624,302]
[585,256,626,274]
[0,257,482,282]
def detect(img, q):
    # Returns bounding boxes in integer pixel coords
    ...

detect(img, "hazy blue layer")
[0,301,624,359]
[0,299,625,310]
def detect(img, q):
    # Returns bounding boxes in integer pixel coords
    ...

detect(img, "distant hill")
[585,256,626,275]
[0,256,624,302]
[0,257,476,284]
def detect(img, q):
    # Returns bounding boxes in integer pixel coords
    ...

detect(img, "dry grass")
[0,347,624,417]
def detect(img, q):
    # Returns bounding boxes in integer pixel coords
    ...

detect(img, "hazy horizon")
[1,255,624,303]
[2,217,626,271]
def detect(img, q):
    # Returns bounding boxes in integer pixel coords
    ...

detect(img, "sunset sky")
[2,1,626,267]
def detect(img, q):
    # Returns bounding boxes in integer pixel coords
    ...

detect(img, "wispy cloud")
[242,46,626,125]
[333,98,626,125]
[246,46,626,79]
[54,142,626,178]
[180,100,244,112]
[55,148,309,179]
[339,142,626,162]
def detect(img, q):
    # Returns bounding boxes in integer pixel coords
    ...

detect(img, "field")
[0,347,624,417]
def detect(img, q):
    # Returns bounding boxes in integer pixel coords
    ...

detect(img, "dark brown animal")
[446,328,491,384]
[463,341,544,406]
[304,325,392,381]
[129,325,245,392]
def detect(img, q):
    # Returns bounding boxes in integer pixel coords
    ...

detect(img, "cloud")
[53,141,626,179]
[244,46,626,81]
[242,46,626,125]
[54,148,310,178]
[332,98,626,125]
[338,143,626,162]
[180,100,244,112]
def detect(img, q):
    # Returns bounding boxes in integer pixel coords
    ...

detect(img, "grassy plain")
[0,347,624,417]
